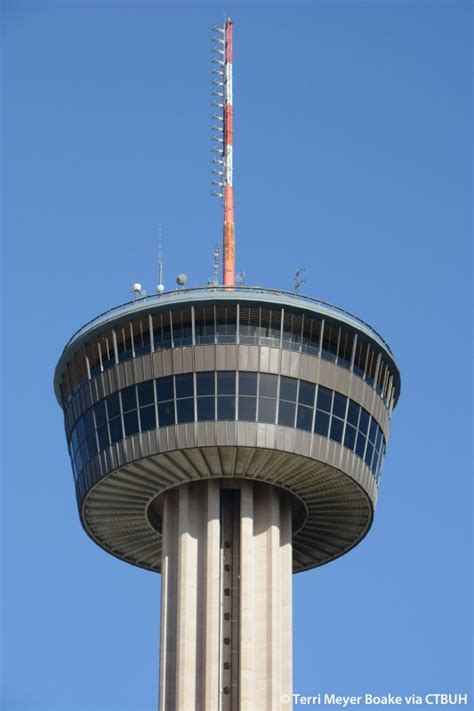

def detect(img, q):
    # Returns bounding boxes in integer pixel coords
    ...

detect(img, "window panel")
[194,306,216,345]
[302,316,321,356]
[259,373,278,398]
[365,442,374,468]
[172,309,193,347]
[158,401,175,427]
[259,309,281,346]
[332,393,347,419]
[109,417,123,444]
[279,376,297,403]
[140,405,157,431]
[368,418,378,444]
[177,398,194,423]
[278,400,296,427]
[117,324,134,363]
[196,372,215,396]
[86,434,98,458]
[329,417,344,443]
[296,404,313,431]
[359,409,369,435]
[217,396,235,420]
[217,372,235,395]
[337,330,354,369]
[314,410,330,437]
[344,424,356,450]
[132,317,151,356]
[121,386,137,413]
[138,381,154,407]
[239,372,257,396]
[106,392,120,419]
[322,323,339,362]
[83,410,95,436]
[239,307,259,345]
[238,396,256,421]
[298,381,315,407]
[156,376,174,402]
[197,396,215,421]
[317,386,332,413]
[282,311,303,351]
[94,401,107,428]
[216,306,237,344]
[355,432,366,458]
[347,400,360,427]
[153,311,172,350]
[97,424,110,450]
[124,410,140,437]
[258,398,276,424]
[353,338,369,378]
[175,373,194,399]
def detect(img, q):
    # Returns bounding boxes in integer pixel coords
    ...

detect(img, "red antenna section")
[210,19,235,287]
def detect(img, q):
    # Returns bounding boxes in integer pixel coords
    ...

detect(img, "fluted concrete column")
[158,479,293,711]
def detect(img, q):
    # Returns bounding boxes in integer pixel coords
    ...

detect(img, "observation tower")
[54,19,400,711]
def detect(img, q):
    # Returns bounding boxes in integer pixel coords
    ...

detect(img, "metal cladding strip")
[223,18,235,287]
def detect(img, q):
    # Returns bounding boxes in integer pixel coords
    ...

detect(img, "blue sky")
[2,2,472,710]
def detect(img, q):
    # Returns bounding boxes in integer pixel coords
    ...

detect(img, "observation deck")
[54,285,400,573]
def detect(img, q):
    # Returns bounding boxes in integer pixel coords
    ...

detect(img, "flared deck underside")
[82,445,373,572]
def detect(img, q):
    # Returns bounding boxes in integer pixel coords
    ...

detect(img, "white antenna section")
[156,225,165,294]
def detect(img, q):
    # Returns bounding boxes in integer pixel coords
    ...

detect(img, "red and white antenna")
[210,19,234,287]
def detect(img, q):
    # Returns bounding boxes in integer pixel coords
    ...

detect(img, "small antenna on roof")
[131,282,146,299]
[294,267,306,295]
[213,245,220,286]
[156,225,165,294]
[237,271,245,285]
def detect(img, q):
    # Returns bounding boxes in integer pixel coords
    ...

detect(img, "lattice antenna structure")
[156,225,165,294]
[210,19,235,287]
[213,244,220,286]
[294,266,306,295]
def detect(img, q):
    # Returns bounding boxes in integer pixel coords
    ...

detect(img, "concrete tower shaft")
[157,479,293,710]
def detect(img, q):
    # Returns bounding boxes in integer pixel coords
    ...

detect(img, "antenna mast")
[210,19,235,287]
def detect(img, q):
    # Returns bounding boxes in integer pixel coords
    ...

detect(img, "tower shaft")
[158,479,292,710]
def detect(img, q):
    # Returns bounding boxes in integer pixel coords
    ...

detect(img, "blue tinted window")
[217,396,235,420]
[138,381,154,406]
[121,386,137,413]
[278,400,296,427]
[156,376,174,402]
[314,411,330,437]
[365,442,374,468]
[317,386,332,413]
[239,372,257,396]
[259,398,276,424]
[140,405,156,431]
[217,372,235,395]
[333,393,347,419]
[238,396,256,421]
[158,401,175,427]
[375,427,383,452]
[299,381,315,407]
[359,409,369,435]
[197,396,215,421]
[297,404,313,431]
[97,424,109,450]
[259,374,278,398]
[124,410,139,437]
[344,424,356,450]
[177,398,194,423]
[106,392,120,419]
[76,418,86,444]
[196,372,215,396]
[355,432,366,458]
[83,410,95,436]
[330,417,344,443]
[109,417,123,444]
[280,377,297,402]
[368,418,377,444]
[175,373,194,399]
[86,434,98,458]
[371,450,379,475]
[347,400,360,427]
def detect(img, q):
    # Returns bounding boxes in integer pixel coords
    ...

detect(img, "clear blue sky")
[2,2,472,710]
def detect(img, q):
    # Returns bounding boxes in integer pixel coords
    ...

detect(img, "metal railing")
[63,285,393,354]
